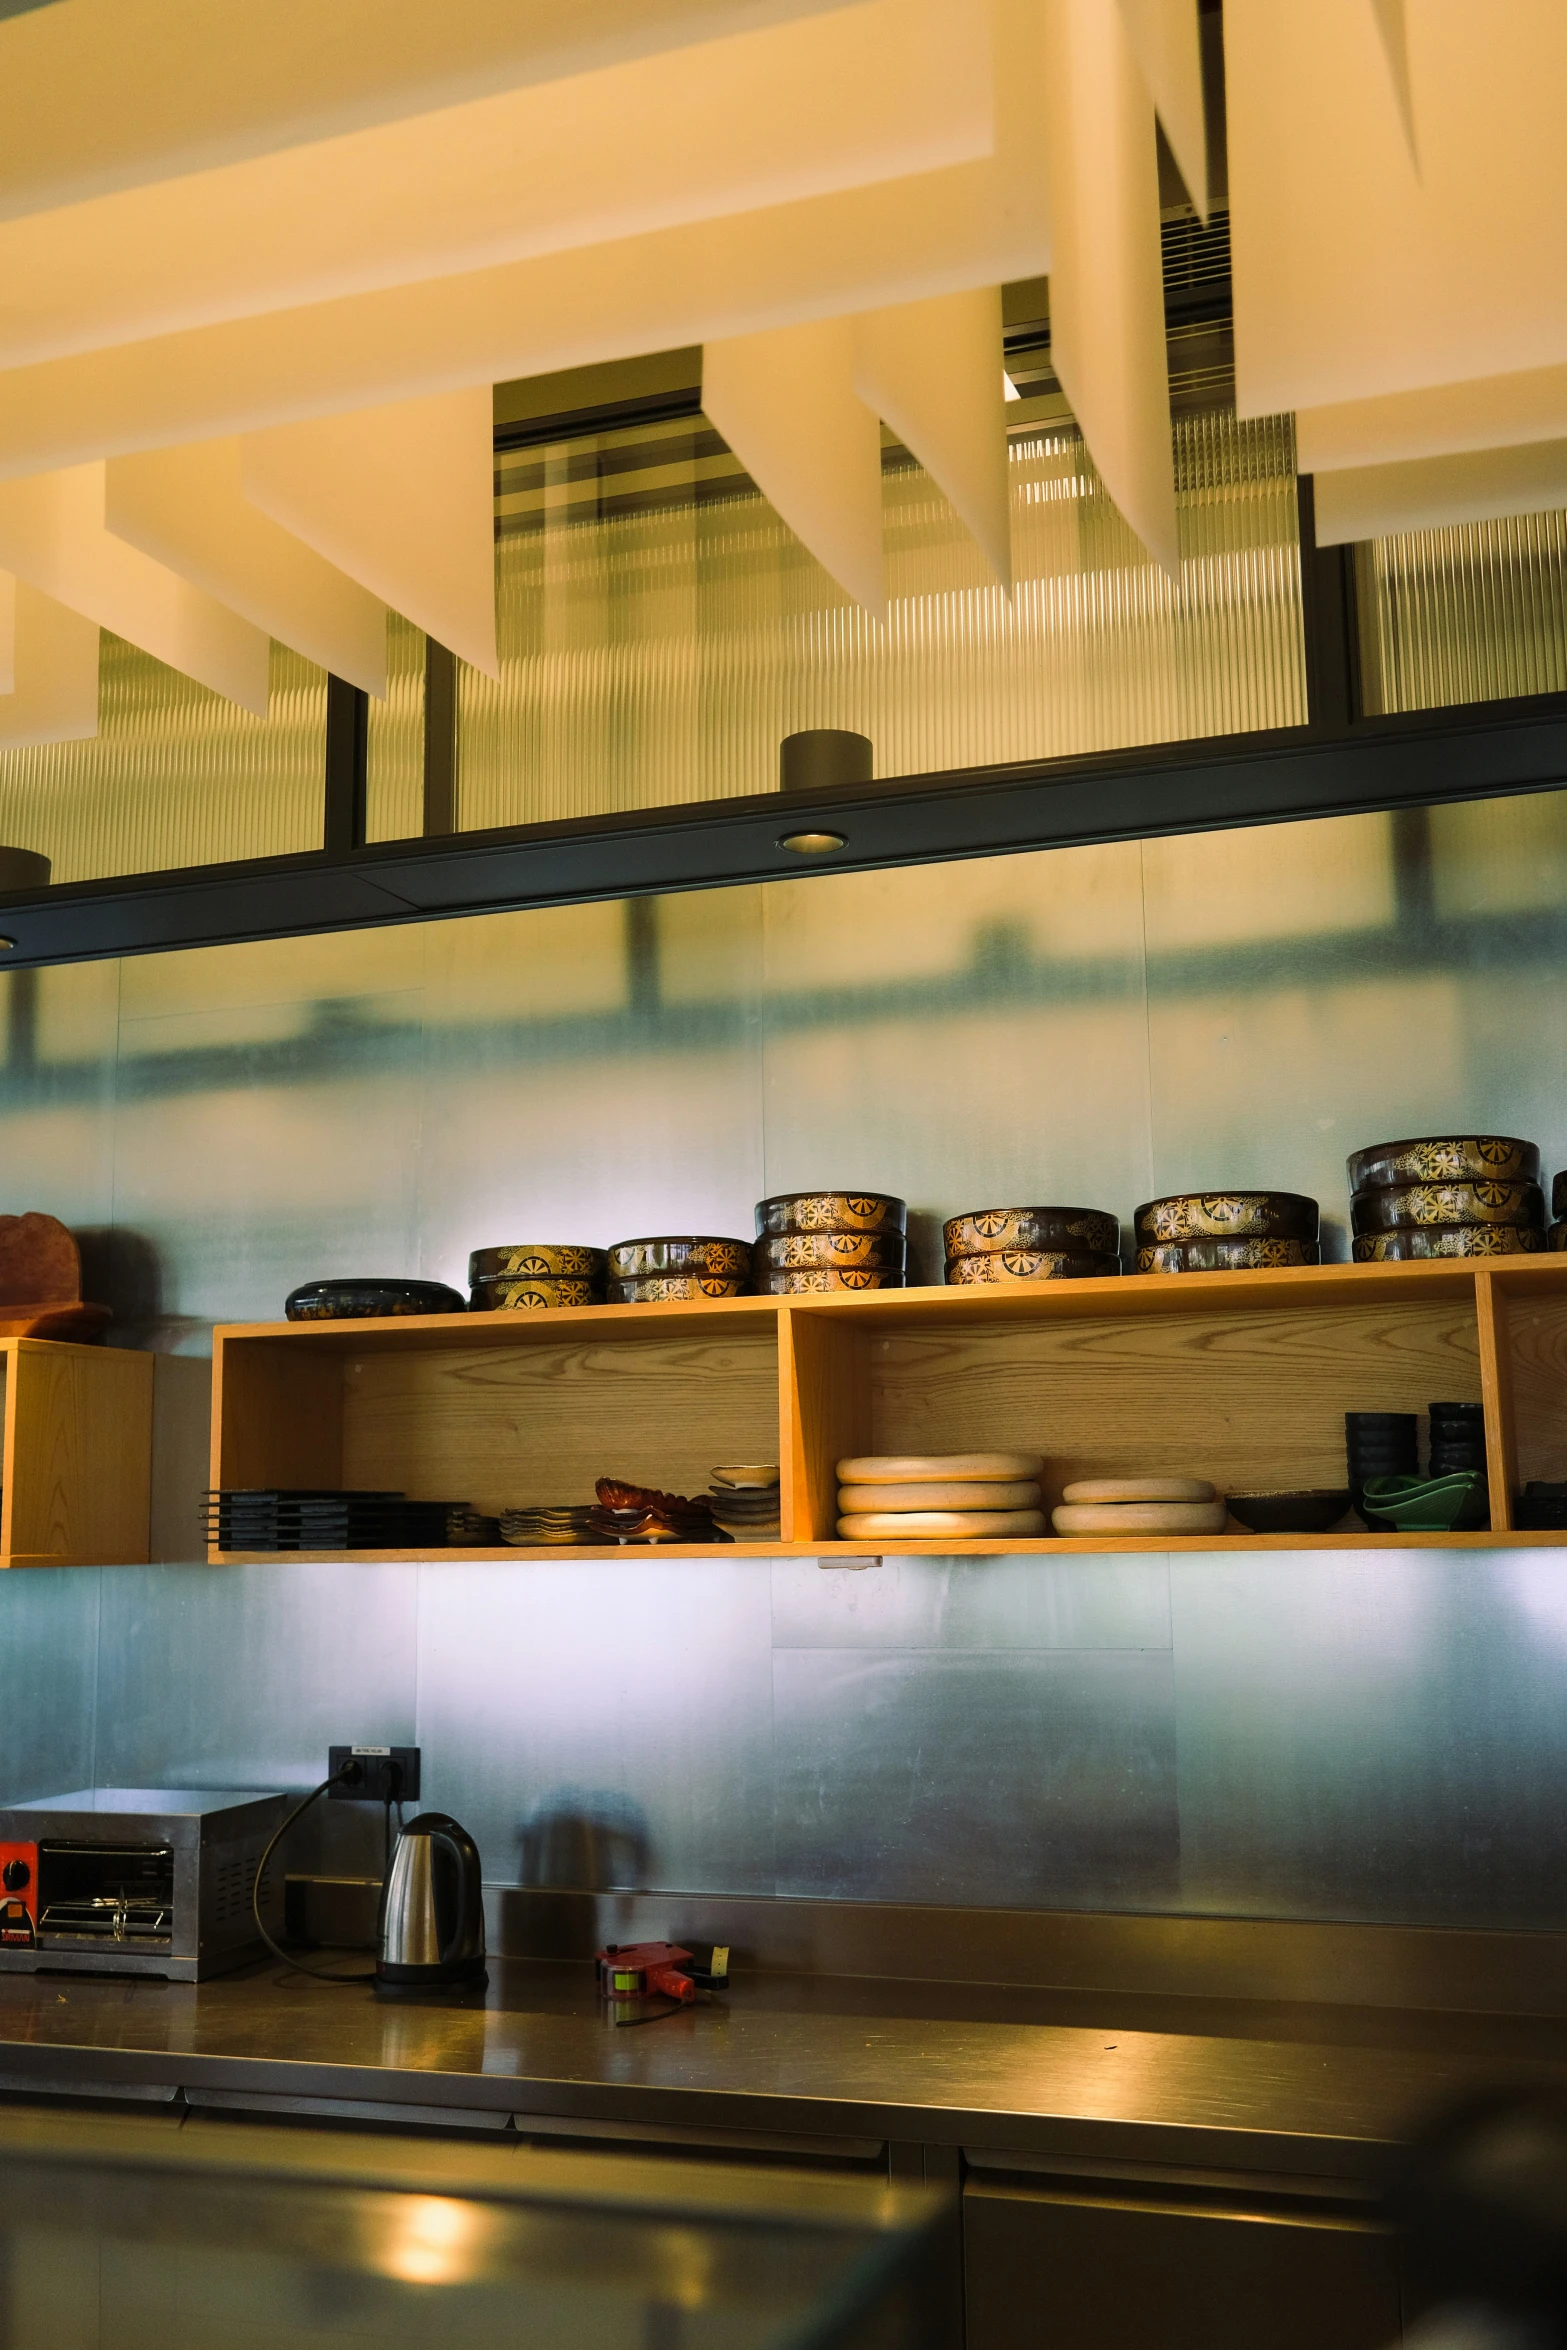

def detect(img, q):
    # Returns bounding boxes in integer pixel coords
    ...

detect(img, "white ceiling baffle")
[0,575,100,749]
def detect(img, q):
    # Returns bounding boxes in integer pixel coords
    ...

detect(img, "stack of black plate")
[499,1505,600,1546]
[1428,1401,1487,1477]
[206,1490,493,1550]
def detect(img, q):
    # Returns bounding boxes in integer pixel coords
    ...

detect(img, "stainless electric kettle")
[376,1812,487,1996]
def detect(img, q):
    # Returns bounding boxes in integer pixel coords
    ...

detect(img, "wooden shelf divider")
[208,1257,1567,1564]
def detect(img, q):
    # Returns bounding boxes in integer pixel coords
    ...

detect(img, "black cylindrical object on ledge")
[779,729,873,793]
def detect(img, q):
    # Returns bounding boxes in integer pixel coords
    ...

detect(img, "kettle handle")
[426,1820,483,1964]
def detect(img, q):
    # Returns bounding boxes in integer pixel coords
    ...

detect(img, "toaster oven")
[0,1788,288,1980]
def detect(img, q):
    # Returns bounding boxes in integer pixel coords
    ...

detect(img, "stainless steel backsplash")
[3,788,1567,1930]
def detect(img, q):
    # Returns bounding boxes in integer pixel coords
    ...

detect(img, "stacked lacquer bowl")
[469,1244,607,1309]
[944,1205,1120,1284]
[1348,1135,1544,1259]
[753,1193,905,1293]
[1134,1191,1319,1272]
[606,1235,752,1302]
[836,1453,1047,1540]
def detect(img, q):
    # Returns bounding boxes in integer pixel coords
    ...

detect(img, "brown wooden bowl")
[1350,1180,1544,1234]
[1134,1191,1318,1243]
[1350,1134,1540,1192]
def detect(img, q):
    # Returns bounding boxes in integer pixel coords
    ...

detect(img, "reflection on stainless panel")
[94,1562,419,1878]
[1171,1552,1567,1929]
[769,1555,1171,1653]
[773,1649,1179,1908]
[415,1560,777,1897]
[0,1568,99,1803]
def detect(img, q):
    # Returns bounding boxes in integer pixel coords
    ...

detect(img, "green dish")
[1359,1470,1489,1532]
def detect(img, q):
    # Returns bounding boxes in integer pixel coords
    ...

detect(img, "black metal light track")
[0,690,1562,971]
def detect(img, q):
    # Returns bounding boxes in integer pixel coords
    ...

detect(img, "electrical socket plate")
[328,1744,421,1804]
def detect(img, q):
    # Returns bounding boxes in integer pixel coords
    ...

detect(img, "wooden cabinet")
[964,2180,1403,2350]
[208,1256,1567,1561]
[0,1338,152,1568]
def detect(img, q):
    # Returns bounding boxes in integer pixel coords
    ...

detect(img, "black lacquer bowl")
[1226,1489,1353,1534]
[285,1278,466,1320]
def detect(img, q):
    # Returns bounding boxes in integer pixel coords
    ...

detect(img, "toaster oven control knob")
[2,1859,29,1891]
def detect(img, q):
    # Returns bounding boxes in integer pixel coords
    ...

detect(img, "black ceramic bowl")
[285,1278,466,1321]
[1349,1134,1540,1192]
[1226,1490,1352,1534]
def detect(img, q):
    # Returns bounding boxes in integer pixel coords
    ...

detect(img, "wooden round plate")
[1061,1475,1215,1503]
[836,1451,1046,1483]
[1052,1501,1228,1534]
[836,1508,1049,1538]
[838,1479,1041,1512]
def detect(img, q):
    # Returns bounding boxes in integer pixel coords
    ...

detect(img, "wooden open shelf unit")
[0,1338,153,1567]
[208,1257,1567,1560]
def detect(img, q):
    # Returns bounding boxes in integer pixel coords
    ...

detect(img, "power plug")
[328,1745,421,1804]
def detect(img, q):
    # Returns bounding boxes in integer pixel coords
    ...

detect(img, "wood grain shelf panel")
[209,1258,1567,1562]
[0,1338,153,1568]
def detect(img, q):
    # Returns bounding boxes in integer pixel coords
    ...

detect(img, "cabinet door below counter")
[965,2180,1403,2350]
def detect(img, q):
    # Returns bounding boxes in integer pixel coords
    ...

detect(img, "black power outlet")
[328,1745,421,1804]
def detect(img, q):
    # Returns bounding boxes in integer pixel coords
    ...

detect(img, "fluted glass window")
[365,610,426,843]
[456,406,1306,831]
[1357,512,1567,715]
[0,636,326,883]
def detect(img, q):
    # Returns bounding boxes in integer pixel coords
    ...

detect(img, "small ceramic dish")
[942,1207,1120,1259]
[945,1251,1120,1284]
[1225,1489,1352,1533]
[755,1230,905,1270]
[1352,1224,1544,1259]
[712,1464,781,1488]
[1134,1191,1318,1244]
[1351,1179,1544,1234]
[755,1267,904,1293]
[838,1451,1046,1483]
[285,1278,466,1320]
[607,1274,748,1304]
[468,1243,607,1282]
[607,1236,752,1278]
[1359,1470,1489,1532]
[470,1275,602,1311]
[1135,1238,1319,1274]
[1349,1135,1540,1192]
[755,1192,906,1239]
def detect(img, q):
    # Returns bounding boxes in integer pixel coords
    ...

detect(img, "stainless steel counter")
[3,1958,1562,2188]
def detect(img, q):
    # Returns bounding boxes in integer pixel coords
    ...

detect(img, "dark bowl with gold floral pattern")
[943,1206,1120,1259]
[1135,1237,1320,1274]
[1352,1225,1545,1261]
[470,1274,602,1311]
[607,1273,750,1304]
[607,1236,752,1279]
[755,1230,905,1271]
[1350,1180,1544,1235]
[755,1192,905,1239]
[469,1243,607,1283]
[1134,1191,1318,1244]
[945,1250,1119,1285]
[286,1277,466,1320]
[754,1267,904,1294]
[1350,1134,1540,1192]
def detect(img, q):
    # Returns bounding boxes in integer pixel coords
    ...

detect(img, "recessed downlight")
[779,831,847,856]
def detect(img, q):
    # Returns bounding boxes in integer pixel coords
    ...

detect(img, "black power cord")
[250,1761,393,1985]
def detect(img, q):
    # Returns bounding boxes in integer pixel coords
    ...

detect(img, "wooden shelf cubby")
[0,1338,153,1568]
[208,1258,1567,1562]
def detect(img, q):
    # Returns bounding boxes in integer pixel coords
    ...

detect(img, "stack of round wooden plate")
[1347,1135,1543,1260]
[605,1235,752,1303]
[469,1243,607,1310]
[754,1193,906,1293]
[1050,1476,1228,1535]
[943,1206,1120,1284]
[1132,1192,1319,1273]
[835,1452,1047,1539]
